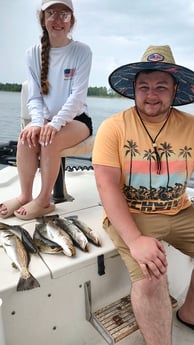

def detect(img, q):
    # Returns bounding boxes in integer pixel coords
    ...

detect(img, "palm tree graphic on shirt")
[123,140,191,206]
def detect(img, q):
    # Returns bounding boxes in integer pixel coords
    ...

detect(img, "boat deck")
[0,166,193,345]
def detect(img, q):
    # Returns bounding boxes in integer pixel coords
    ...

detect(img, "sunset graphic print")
[123,139,192,212]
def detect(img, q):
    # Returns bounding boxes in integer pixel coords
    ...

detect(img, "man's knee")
[131,274,168,297]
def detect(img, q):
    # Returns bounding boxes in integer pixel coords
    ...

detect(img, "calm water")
[1,91,194,144]
[1,90,194,157]
[0,90,132,143]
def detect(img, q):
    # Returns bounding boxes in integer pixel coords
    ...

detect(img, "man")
[92,45,194,345]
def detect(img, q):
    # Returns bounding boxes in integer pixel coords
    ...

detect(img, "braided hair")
[38,10,75,95]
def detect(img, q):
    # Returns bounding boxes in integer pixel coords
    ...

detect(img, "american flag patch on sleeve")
[64,68,75,79]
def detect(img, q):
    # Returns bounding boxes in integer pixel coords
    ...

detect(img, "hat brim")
[109,62,194,106]
[41,1,73,11]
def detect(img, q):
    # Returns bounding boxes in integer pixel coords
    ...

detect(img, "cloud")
[1,0,194,86]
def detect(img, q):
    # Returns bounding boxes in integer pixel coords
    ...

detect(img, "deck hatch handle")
[97,254,105,276]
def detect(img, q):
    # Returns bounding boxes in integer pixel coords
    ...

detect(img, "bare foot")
[178,309,194,325]
[0,198,24,218]
[0,204,8,216]
[16,198,51,216]
[0,197,32,218]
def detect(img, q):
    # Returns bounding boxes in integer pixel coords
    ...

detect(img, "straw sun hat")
[109,45,194,106]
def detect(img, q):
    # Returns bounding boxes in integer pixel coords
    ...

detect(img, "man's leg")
[177,269,194,326]
[131,274,172,345]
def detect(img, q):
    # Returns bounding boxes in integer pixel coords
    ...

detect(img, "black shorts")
[74,113,93,136]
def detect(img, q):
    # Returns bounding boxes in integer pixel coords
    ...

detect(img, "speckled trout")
[36,215,89,252]
[33,224,64,254]
[67,216,102,246]
[34,220,76,256]
[0,225,40,291]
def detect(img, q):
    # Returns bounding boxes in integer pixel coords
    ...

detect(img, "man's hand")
[129,235,168,280]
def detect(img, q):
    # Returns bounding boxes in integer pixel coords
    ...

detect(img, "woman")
[0,0,93,220]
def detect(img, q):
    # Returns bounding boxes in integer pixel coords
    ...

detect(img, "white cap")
[41,0,73,12]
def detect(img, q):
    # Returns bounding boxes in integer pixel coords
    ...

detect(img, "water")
[0,91,21,143]
[1,91,194,144]
[0,91,133,143]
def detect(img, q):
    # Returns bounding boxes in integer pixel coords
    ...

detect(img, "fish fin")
[36,214,59,223]
[21,232,38,254]
[65,215,78,220]
[22,238,38,254]
[85,244,89,252]
[17,274,40,291]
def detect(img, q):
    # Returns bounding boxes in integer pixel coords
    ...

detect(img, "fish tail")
[85,244,89,252]
[17,274,40,291]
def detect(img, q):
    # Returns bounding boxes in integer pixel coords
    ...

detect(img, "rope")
[65,165,93,171]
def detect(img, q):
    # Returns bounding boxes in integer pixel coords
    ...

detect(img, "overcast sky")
[1,0,194,87]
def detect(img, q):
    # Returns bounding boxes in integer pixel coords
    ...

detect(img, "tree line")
[0,83,21,92]
[0,83,119,97]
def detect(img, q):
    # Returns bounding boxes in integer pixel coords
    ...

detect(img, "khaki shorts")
[103,205,194,283]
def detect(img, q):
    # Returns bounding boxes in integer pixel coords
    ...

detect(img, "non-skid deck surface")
[93,295,138,343]
[93,294,178,344]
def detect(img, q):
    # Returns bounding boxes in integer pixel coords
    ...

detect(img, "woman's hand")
[39,124,57,146]
[19,126,41,148]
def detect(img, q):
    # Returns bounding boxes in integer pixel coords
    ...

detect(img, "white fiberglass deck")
[0,166,193,345]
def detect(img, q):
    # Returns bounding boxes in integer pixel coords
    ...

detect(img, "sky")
[1,0,194,87]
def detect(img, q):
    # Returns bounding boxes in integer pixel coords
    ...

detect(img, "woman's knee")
[17,139,40,158]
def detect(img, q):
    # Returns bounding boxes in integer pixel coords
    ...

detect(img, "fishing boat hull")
[0,167,193,345]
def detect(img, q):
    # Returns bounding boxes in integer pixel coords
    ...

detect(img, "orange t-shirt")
[93,107,194,215]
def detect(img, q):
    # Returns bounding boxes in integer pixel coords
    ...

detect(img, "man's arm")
[94,164,168,280]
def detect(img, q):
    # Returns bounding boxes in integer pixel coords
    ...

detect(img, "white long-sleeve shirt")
[26,40,92,131]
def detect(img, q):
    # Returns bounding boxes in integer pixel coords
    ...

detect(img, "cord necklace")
[135,106,172,174]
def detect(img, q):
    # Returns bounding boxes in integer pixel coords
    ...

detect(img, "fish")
[34,221,76,257]
[37,215,89,252]
[6,224,37,254]
[33,226,63,254]
[0,224,40,291]
[52,217,89,252]
[66,216,102,247]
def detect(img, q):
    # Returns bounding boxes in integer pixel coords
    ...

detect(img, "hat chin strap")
[172,83,178,106]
